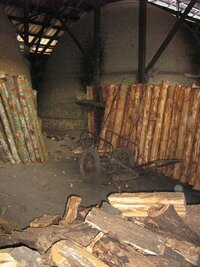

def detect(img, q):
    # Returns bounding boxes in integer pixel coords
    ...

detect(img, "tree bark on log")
[92,234,156,267]
[85,207,166,255]
[147,204,200,245]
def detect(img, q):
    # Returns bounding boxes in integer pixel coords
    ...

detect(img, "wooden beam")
[40,28,62,54]
[93,7,101,135]
[24,0,29,54]
[138,0,147,83]
[145,0,198,73]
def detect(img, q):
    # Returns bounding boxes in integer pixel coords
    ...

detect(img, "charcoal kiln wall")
[0,4,30,80]
[39,0,200,134]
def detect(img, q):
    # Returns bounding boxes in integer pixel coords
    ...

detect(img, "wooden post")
[93,7,101,135]
[138,0,147,83]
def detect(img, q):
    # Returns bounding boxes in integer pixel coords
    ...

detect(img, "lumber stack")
[0,194,199,266]
[93,82,200,189]
[0,74,48,164]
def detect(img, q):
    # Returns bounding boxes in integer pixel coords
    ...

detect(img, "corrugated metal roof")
[1,0,200,55]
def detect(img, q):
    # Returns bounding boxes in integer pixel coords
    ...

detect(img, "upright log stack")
[96,82,200,190]
[0,74,48,164]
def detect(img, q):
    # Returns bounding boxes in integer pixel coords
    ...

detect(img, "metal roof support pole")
[93,6,101,135]
[145,0,198,74]
[138,0,147,83]
[24,0,30,55]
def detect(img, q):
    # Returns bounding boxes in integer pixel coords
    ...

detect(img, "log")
[63,195,82,223]
[85,207,166,255]
[108,192,186,217]
[14,76,41,161]
[180,88,200,184]
[0,131,15,164]
[11,222,99,253]
[111,86,128,148]
[173,86,192,180]
[143,85,161,162]
[50,239,108,267]
[0,87,21,163]
[147,204,200,245]
[159,85,175,160]
[92,234,156,267]
[165,237,200,266]
[139,84,153,158]
[29,214,61,228]
[99,85,117,149]
[150,81,168,161]
[4,76,31,163]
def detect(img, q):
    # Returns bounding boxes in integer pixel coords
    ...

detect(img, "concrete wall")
[0,5,30,79]
[39,0,200,135]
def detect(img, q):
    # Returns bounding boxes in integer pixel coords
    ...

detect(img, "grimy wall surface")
[39,0,200,135]
[0,5,30,79]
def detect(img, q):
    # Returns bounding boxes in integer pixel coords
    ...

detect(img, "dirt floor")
[0,136,200,234]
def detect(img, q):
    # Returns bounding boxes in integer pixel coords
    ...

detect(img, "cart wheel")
[112,147,135,171]
[79,148,101,183]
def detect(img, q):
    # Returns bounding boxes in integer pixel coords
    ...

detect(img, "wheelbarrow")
[76,130,139,183]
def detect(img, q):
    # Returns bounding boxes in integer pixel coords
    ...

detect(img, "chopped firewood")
[50,239,108,267]
[148,204,200,245]
[166,237,200,266]
[100,202,122,215]
[63,195,81,223]
[108,192,186,217]
[79,206,95,220]
[30,214,61,228]
[10,222,98,254]
[92,234,156,267]
[85,207,166,255]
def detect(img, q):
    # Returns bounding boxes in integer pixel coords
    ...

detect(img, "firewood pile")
[87,82,200,189]
[0,192,199,266]
[0,74,48,164]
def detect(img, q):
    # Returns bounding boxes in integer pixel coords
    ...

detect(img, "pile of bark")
[0,74,48,164]
[0,192,200,266]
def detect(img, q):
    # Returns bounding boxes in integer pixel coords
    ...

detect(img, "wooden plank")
[85,207,166,255]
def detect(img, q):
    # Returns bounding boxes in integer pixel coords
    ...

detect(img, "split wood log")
[108,192,186,217]
[173,86,192,180]
[14,76,41,161]
[143,85,161,162]
[150,81,168,161]
[50,239,108,267]
[139,84,153,158]
[147,204,200,245]
[165,237,200,266]
[92,234,156,267]
[180,88,200,184]
[85,207,166,255]
[0,90,20,163]
[63,195,82,223]
[11,222,99,254]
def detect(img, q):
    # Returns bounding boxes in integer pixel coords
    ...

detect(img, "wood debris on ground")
[0,193,199,266]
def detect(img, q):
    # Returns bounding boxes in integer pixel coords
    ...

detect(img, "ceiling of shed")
[0,0,200,55]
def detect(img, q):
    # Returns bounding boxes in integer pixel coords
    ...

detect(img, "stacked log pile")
[91,82,200,189]
[0,193,199,266]
[0,74,48,164]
